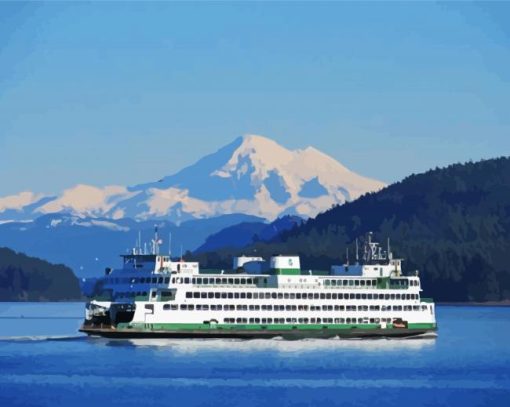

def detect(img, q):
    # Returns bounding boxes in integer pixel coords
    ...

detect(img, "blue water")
[0,304,509,406]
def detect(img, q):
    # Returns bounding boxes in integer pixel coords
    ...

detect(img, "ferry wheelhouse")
[80,231,437,339]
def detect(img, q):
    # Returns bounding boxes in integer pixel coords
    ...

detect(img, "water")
[0,304,509,406]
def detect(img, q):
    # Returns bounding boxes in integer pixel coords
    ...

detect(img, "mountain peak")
[0,134,385,222]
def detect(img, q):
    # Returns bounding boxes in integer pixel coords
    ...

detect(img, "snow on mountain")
[0,135,385,223]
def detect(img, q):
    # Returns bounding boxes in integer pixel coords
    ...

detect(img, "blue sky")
[1,1,509,195]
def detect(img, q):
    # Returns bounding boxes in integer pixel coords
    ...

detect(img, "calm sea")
[0,303,509,406]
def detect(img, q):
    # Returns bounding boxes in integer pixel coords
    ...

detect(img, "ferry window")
[221,278,226,285]
[284,293,289,299]
[157,277,163,284]
[180,304,187,310]
[215,278,221,284]
[320,294,325,299]
[164,277,170,284]
[240,293,246,299]
[217,305,223,310]
[265,293,271,299]
[228,293,233,299]
[360,280,365,286]
[152,277,157,283]
[247,293,252,299]
[326,293,332,300]
[192,278,196,284]
[208,292,214,299]
[314,293,319,299]
[324,280,330,286]
[234,293,240,299]
[331,280,337,286]
[202,304,209,311]
[296,293,301,299]
[228,278,234,284]
[221,293,227,299]
[214,293,220,299]
[197,278,202,284]
[385,294,390,300]
[184,278,189,284]
[355,280,360,286]
[171,278,175,284]
[193,292,200,299]
[241,279,246,284]
[332,293,337,300]
[201,292,207,299]
[247,279,253,285]
[349,280,354,286]
[171,304,177,310]
[390,294,395,300]
[338,293,344,300]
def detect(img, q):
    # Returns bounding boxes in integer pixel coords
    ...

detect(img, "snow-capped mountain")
[0,135,385,223]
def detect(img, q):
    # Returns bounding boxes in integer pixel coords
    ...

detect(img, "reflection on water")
[95,335,436,353]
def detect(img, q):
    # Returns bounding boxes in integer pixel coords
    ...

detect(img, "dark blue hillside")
[193,157,510,302]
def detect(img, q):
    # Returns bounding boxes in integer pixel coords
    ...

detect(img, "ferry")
[80,230,437,339]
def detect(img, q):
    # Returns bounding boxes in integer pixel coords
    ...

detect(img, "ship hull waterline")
[79,325,437,340]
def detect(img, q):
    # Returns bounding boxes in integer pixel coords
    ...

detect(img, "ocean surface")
[0,304,509,407]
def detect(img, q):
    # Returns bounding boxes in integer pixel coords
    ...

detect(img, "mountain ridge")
[0,135,385,223]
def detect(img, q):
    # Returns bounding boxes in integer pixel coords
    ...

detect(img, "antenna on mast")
[169,232,172,257]
[346,247,350,265]
[180,244,183,261]
[152,225,163,255]
[355,239,359,264]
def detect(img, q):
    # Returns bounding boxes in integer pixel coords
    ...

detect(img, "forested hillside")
[192,157,510,302]
[0,247,82,301]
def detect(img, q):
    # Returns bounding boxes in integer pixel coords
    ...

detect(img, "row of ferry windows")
[106,276,263,285]
[185,291,419,301]
[106,276,419,289]
[324,279,419,287]
[108,277,170,285]
[224,318,397,324]
[164,304,428,312]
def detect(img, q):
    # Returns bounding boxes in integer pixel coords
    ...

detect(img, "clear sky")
[1,1,509,196]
